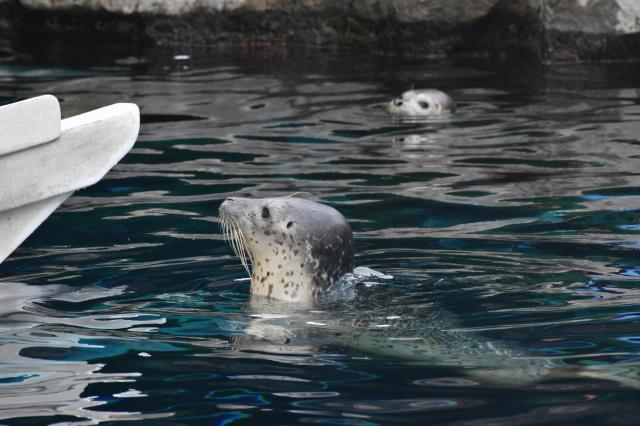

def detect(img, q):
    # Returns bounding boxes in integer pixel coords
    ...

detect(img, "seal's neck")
[250,251,314,302]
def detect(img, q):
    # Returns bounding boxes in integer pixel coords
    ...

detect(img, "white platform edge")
[0,102,139,264]
[0,193,72,264]
[0,95,61,156]
[0,102,140,212]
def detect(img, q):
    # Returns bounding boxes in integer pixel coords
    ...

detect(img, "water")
[2,52,640,425]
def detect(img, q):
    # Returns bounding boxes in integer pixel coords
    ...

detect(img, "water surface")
[2,53,640,425]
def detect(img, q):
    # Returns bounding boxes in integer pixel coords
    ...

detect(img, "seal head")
[219,197,354,302]
[388,89,456,116]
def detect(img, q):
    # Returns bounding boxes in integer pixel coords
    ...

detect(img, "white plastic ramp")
[0,193,72,263]
[0,102,140,263]
[0,95,61,156]
[0,103,140,213]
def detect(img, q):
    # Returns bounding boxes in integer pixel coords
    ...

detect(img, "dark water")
[2,52,640,425]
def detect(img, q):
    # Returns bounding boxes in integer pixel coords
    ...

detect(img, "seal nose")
[220,197,235,215]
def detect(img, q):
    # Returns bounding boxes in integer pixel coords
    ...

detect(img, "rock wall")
[1,0,640,63]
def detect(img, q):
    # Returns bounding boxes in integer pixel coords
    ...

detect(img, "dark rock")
[0,0,639,63]
[452,0,546,62]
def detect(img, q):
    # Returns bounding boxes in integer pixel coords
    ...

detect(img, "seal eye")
[418,100,430,109]
[393,99,403,107]
[261,207,270,219]
[287,221,293,228]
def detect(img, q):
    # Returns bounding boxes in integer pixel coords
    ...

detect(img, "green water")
[2,54,640,425]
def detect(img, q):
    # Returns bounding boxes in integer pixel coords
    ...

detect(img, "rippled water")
[2,53,640,425]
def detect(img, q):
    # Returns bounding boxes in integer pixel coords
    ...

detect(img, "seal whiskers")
[221,212,253,276]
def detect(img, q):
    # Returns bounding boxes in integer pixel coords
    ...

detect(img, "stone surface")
[21,0,231,14]
[539,0,640,61]
[14,0,640,33]
[543,0,640,34]
[18,0,499,21]
[1,0,640,63]
[0,95,61,156]
[0,1,13,53]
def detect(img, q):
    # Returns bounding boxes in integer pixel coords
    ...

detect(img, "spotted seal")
[388,89,456,116]
[219,197,354,302]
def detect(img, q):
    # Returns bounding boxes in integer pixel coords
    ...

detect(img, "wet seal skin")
[219,196,354,302]
[388,89,456,116]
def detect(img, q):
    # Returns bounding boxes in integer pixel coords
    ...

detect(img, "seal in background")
[388,89,456,116]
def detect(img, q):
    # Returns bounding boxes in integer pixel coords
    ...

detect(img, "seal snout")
[219,197,242,218]
[221,196,237,207]
[388,98,404,114]
[219,199,230,217]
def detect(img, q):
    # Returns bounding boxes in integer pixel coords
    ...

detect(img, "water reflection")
[0,282,171,423]
[214,281,640,391]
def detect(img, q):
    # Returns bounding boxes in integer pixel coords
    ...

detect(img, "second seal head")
[388,89,456,116]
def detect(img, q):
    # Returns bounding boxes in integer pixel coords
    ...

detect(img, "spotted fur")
[219,197,354,302]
